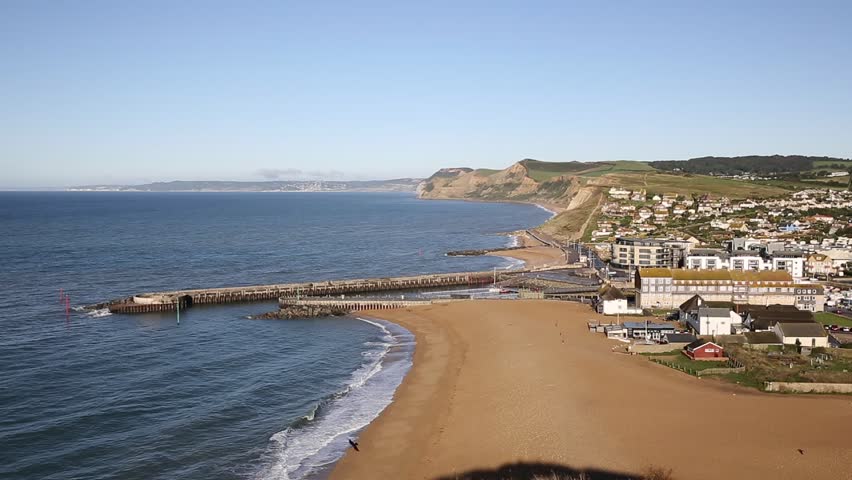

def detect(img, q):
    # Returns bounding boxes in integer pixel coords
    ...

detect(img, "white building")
[772,322,829,348]
[689,306,742,336]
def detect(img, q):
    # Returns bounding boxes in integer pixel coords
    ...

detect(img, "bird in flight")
[349,438,360,452]
[797,449,804,455]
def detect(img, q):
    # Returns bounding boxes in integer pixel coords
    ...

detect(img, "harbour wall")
[99,270,504,314]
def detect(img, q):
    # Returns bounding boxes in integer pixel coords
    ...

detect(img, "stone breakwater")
[92,270,504,314]
[248,305,349,319]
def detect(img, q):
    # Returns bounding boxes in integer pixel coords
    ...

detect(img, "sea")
[0,191,552,480]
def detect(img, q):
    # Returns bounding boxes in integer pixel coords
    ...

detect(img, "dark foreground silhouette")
[433,462,673,480]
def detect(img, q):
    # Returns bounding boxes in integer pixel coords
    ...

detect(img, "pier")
[96,270,507,314]
[279,297,434,312]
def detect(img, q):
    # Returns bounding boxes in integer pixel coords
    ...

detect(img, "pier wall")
[279,298,433,312]
[105,271,499,314]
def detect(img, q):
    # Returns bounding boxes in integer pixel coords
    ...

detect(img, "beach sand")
[486,245,565,269]
[330,300,852,480]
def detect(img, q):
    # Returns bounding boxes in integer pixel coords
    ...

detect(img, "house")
[691,306,741,336]
[622,322,676,341]
[598,285,642,315]
[684,339,726,360]
[604,324,628,339]
[743,308,815,331]
[806,253,835,277]
[743,331,783,349]
[773,322,829,348]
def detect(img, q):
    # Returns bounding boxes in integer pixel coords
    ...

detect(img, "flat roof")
[639,268,794,283]
[623,322,675,329]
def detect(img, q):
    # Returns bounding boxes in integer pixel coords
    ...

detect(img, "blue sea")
[0,192,551,480]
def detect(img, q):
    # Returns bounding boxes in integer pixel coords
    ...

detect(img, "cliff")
[417,158,789,240]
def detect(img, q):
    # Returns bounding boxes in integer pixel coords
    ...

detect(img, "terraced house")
[635,268,824,311]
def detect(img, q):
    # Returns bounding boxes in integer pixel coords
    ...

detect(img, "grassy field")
[473,168,501,176]
[579,160,656,178]
[520,159,600,182]
[812,159,852,169]
[651,354,728,373]
[815,312,852,327]
[718,345,852,387]
[602,171,787,199]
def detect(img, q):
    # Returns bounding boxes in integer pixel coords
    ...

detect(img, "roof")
[807,253,829,261]
[640,269,794,283]
[739,304,800,314]
[705,301,735,309]
[698,307,733,318]
[689,248,728,257]
[744,331,782,344]
[623,322,675,330]
[776,322,828,338]
[729,270,793,282]
[730,249,763,257]
[748,310,815,330]
[598,284,626,301]
[672,270,734,281]
[637,268,672,278]
[663,333,697,343]
[715,334,747,345]
[678,294,704,312]
[685,338,723,350]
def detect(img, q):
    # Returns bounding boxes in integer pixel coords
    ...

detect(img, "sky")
[1,1,851,188]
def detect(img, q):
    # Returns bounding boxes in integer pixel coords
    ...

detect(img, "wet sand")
[330,300,852,480]
[487,245,565,269]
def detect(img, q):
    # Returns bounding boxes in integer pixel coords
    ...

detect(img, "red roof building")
[684,339,726,360]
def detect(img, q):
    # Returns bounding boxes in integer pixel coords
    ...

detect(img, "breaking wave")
[253,318,413,480]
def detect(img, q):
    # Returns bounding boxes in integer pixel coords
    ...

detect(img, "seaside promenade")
[330,300,852,480]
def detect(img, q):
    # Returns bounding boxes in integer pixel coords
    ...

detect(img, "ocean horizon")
[0,191,551,480]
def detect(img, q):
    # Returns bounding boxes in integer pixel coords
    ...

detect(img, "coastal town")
[573,186,852,393]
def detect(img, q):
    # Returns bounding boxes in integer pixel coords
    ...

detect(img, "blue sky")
[1,1,850,187]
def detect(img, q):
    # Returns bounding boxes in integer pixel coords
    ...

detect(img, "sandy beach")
[486,231,567,269]
[486,245,565,269]
[330,300,852,480]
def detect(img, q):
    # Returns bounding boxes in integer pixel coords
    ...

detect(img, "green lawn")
[815,312,852,327]
[520,159,598,182]
[580,160,656,178]
[655,354,728,372]
[606,172,786,199]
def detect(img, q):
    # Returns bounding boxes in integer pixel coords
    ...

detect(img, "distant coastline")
[64,179,422,193]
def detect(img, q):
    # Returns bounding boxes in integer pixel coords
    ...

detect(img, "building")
[635,268,824,311]
[818,249,852,274]
[677,295,741,335]
[604,324,628,339]
[597,284,642,315]
[611,237,693,270]
[662,333,698,344]
[773,322,829,348]
[622,322,676,341]
[685,248,805,280]
[684,339,726,360]
[743,331,783,348]
[692,306,741,336]
[770,251,805,280]
[806,253,836,277]
[743,308,815,331]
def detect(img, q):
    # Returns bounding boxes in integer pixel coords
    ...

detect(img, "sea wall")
[764,382,852,393]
